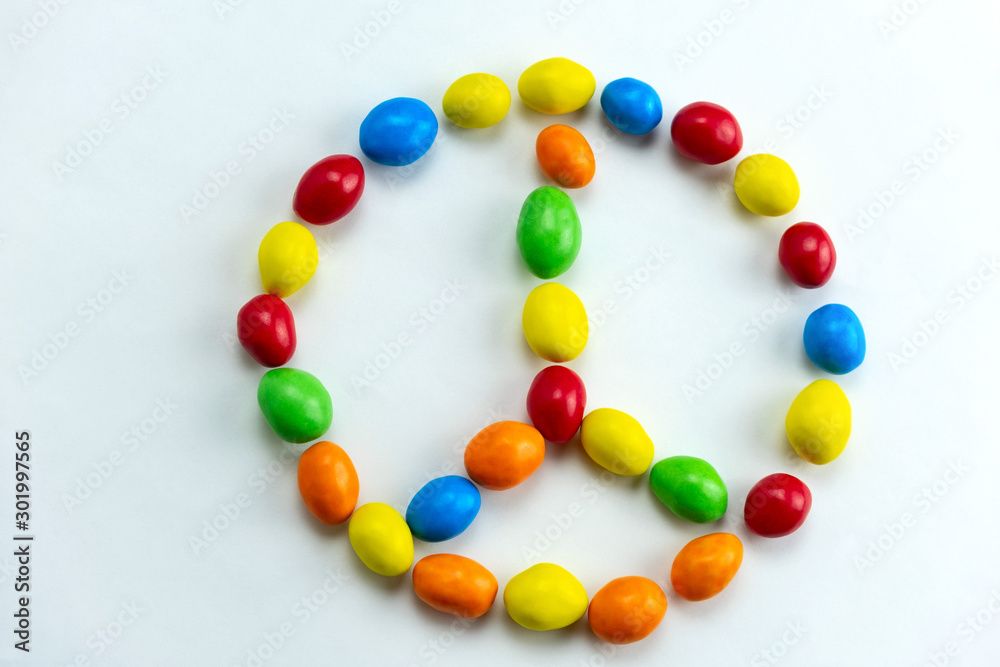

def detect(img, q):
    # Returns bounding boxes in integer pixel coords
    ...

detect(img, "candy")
[516,186,582,278]
[236,294,296,367]
[257,368,332,443]
[522,283,588,362]
[600,78,662,135]
[412,554,498,618]
[526,365,586,443]
[670,532,743,601]
[648,456,728,523]
[536,125,595,189]
[405,475,481,542]
[670,102,743,164]
[503,563,588,631]
[359,97,438,166]
[297,441,359,525]
[292,154,365,225]
[517,58,596,114]
[587,576,667,644]
[464,421,545,490]
[348,502,414,576]
[785,379,851,464]
[580,408,654,476]
[258,222,318,298]
[734,154,799,216]
[442,73,511,129]
[803,304,866,374]
[744,473,812,537]
[778,222,836,288]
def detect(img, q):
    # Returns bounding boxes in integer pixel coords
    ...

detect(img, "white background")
[3,0,1000,665]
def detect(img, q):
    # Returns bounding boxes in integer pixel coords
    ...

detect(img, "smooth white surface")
[3,0,1000,665]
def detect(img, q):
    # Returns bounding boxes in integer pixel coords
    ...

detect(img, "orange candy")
[297,441,360,525]
[670,532,743,601]
[536,124,595,188]
[464,421,545,490]
[587,576,667,644]
[412,554,499,618]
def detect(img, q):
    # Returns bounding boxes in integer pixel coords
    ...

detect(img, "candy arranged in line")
[257,368,332,443]
[786,379,852,464]
[464,421,545,490]
[526,365,586,443]
[503,563,588,631]
[293,154,365,225]
[522,282,588,362]
[649,456,728,523]
[803,304,866,374]
[442,73,511,128]
[359,97,438,166]
[671,102,743,164]
[258,221,318,298]
[406,475,481,542]
[580,408,654,476]
[536,125,595,188]
[297,441,359,525]
[587,576,668,645]
[744,473,812,537]
[779,222,837,288]
[734,154,800,216]
[600,78,662,135]
[412,554,498,618]
[349,502,414,576]
[670,532,743,601]
[237,294,296,367]
[516,186,582,279]
[518,57,596,114]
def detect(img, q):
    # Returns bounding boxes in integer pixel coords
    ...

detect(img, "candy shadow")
[343,548,411,594]
[295,500,350,539]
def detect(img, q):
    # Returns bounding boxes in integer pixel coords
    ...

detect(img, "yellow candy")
[522,283,588,362]
[580,408,654,475]
[733,154,800,216]
[503,563,588,631]
[258,221,318,298]
[348,502,414,576]
[442,73,511,129]
[517,57,596,114]
[785,379,852,464]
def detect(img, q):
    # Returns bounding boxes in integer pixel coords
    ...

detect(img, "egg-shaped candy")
[504,563,588,631]
[442,73,511,128]
[734,154,799,216]
[258,222,318,298]
[744,473,812,537]
[359,97,438,166]
[518,57,596,114]
[779,222,836,288]
[587,576,667,644]
[536,125,595,189]
[257,368,332,443]
[649,456,728,523]
[412,554,498,618]
[516,186,582,279]
[803,304,866,374]
[348,503,414,576]
[522,283,588,362]
[237,294,296,367]
[670,102,742,164]
[786,379,852,464]
[670,532,743,601]
[297,441,359,525]
[580,408,654,476]
[526,365,586,443]
[406,475,481,542]
[600,78,662,135]
[292,154,365,225]
[464,421,545,490]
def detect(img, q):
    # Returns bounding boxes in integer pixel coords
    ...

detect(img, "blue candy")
[600,78,663,135]
[803,304,866,374]
[359,97,438,166]
[405,475,481,542]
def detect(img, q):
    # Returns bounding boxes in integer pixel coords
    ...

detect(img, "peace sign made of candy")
[236,57,866,645]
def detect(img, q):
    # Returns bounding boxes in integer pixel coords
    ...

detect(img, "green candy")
[257,368,332,443]
[649,456,728,523]
[516,186,582,279]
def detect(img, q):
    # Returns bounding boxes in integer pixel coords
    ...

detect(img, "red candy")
[778,222,837,288]
[237,295,297,367]
[526,366,586,443]
[670,102,743,165]
[293,154,365,225]
[744,473,812,538]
